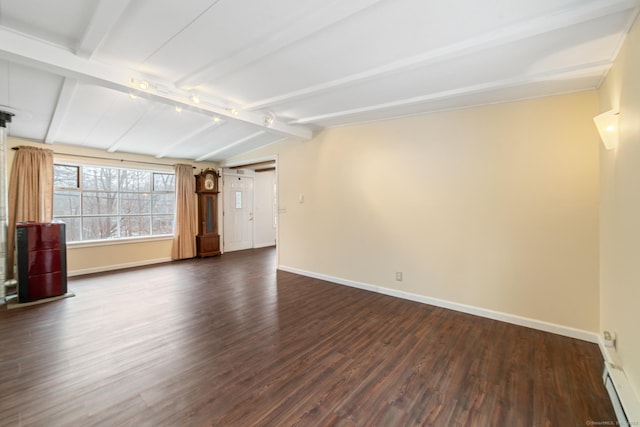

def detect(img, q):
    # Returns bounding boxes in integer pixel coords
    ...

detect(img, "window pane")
[56,218,81,242]
[53,190,80,216]
[152,193,174,214]
[120,170,151,192]
[54,165,78,188]
[120,193,151,214]
[152,215,174,235]
[82,167,119,191]
[153,173,175,191]
[53,163,175,243]
[82,192,118,215]
[83,217,118,240]
[120,215,151,237]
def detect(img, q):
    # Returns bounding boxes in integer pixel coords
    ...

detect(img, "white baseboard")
[278,265,599,344]
[68,257,173,277]
[599,338,616,365]
[598,340,640,424]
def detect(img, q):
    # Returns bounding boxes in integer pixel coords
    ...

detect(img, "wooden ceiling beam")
[288,60,611,125]
[195,131,266,162]
[176,0,385,88]
[230,160,275,170]
[245,0,638,112]
[44,78,77,144]
[76,0,132,59]
[155,121,224,159]
[46,1,131,144]
[0,26,312,141]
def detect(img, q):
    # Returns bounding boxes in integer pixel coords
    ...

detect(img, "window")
[53,164,175,242]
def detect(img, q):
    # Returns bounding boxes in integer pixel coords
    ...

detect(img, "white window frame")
[53,163,176,245]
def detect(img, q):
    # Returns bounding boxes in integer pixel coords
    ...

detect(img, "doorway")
[222,162,277,253]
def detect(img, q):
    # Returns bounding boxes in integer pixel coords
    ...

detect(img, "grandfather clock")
[195,169,221,257]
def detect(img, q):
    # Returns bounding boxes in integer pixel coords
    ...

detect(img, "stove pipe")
[0,111,15,298]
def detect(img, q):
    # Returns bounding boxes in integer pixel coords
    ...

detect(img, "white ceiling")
[0,0,638,162]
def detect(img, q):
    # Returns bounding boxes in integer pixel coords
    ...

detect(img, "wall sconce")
[593,109,619,150]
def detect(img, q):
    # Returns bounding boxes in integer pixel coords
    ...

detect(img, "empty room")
[1,0,639,425]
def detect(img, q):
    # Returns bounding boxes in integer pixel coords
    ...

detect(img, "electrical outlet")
[603,330,616,348]
[395,272,403,281]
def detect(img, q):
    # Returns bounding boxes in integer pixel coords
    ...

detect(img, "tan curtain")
[171,164,197,260]
[6,146,54,279]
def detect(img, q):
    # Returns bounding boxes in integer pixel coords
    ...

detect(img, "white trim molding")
[278,265,599,343]
[598,339,640,425]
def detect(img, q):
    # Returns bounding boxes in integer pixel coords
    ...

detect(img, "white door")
[223,174,254,252]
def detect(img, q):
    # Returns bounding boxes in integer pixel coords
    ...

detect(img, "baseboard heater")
[603,362,640,426]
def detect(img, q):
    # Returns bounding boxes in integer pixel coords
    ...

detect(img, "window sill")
[67,235,173,249]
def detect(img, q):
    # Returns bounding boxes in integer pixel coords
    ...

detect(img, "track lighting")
[130,78,151,91]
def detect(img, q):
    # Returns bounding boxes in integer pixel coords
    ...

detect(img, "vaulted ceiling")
[0,0,638,162]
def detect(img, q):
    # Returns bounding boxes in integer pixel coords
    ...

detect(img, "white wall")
[229,91,601,334]
[598,14,640,403]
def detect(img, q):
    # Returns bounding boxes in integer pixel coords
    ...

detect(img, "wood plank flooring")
[0,247,615,426]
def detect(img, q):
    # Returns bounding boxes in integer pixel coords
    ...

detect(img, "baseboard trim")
[598,340,640,424]
[68,257,173,277]
[278,265,599,343]
[598,338,615,364]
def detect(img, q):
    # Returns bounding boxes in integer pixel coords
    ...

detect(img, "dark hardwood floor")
[0,247,614,426]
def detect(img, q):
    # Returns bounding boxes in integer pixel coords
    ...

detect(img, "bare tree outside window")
[53,164,175,242]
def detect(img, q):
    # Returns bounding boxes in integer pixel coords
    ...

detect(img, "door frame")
[220,155,278,260]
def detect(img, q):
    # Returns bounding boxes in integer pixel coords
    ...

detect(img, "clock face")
[204,173,215,190]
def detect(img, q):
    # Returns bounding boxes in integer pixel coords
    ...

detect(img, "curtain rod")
[11,147,196,169]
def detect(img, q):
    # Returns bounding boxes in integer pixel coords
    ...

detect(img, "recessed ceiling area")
[0,0,638,162]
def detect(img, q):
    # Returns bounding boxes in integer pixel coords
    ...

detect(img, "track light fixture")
[130,78,151,91]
